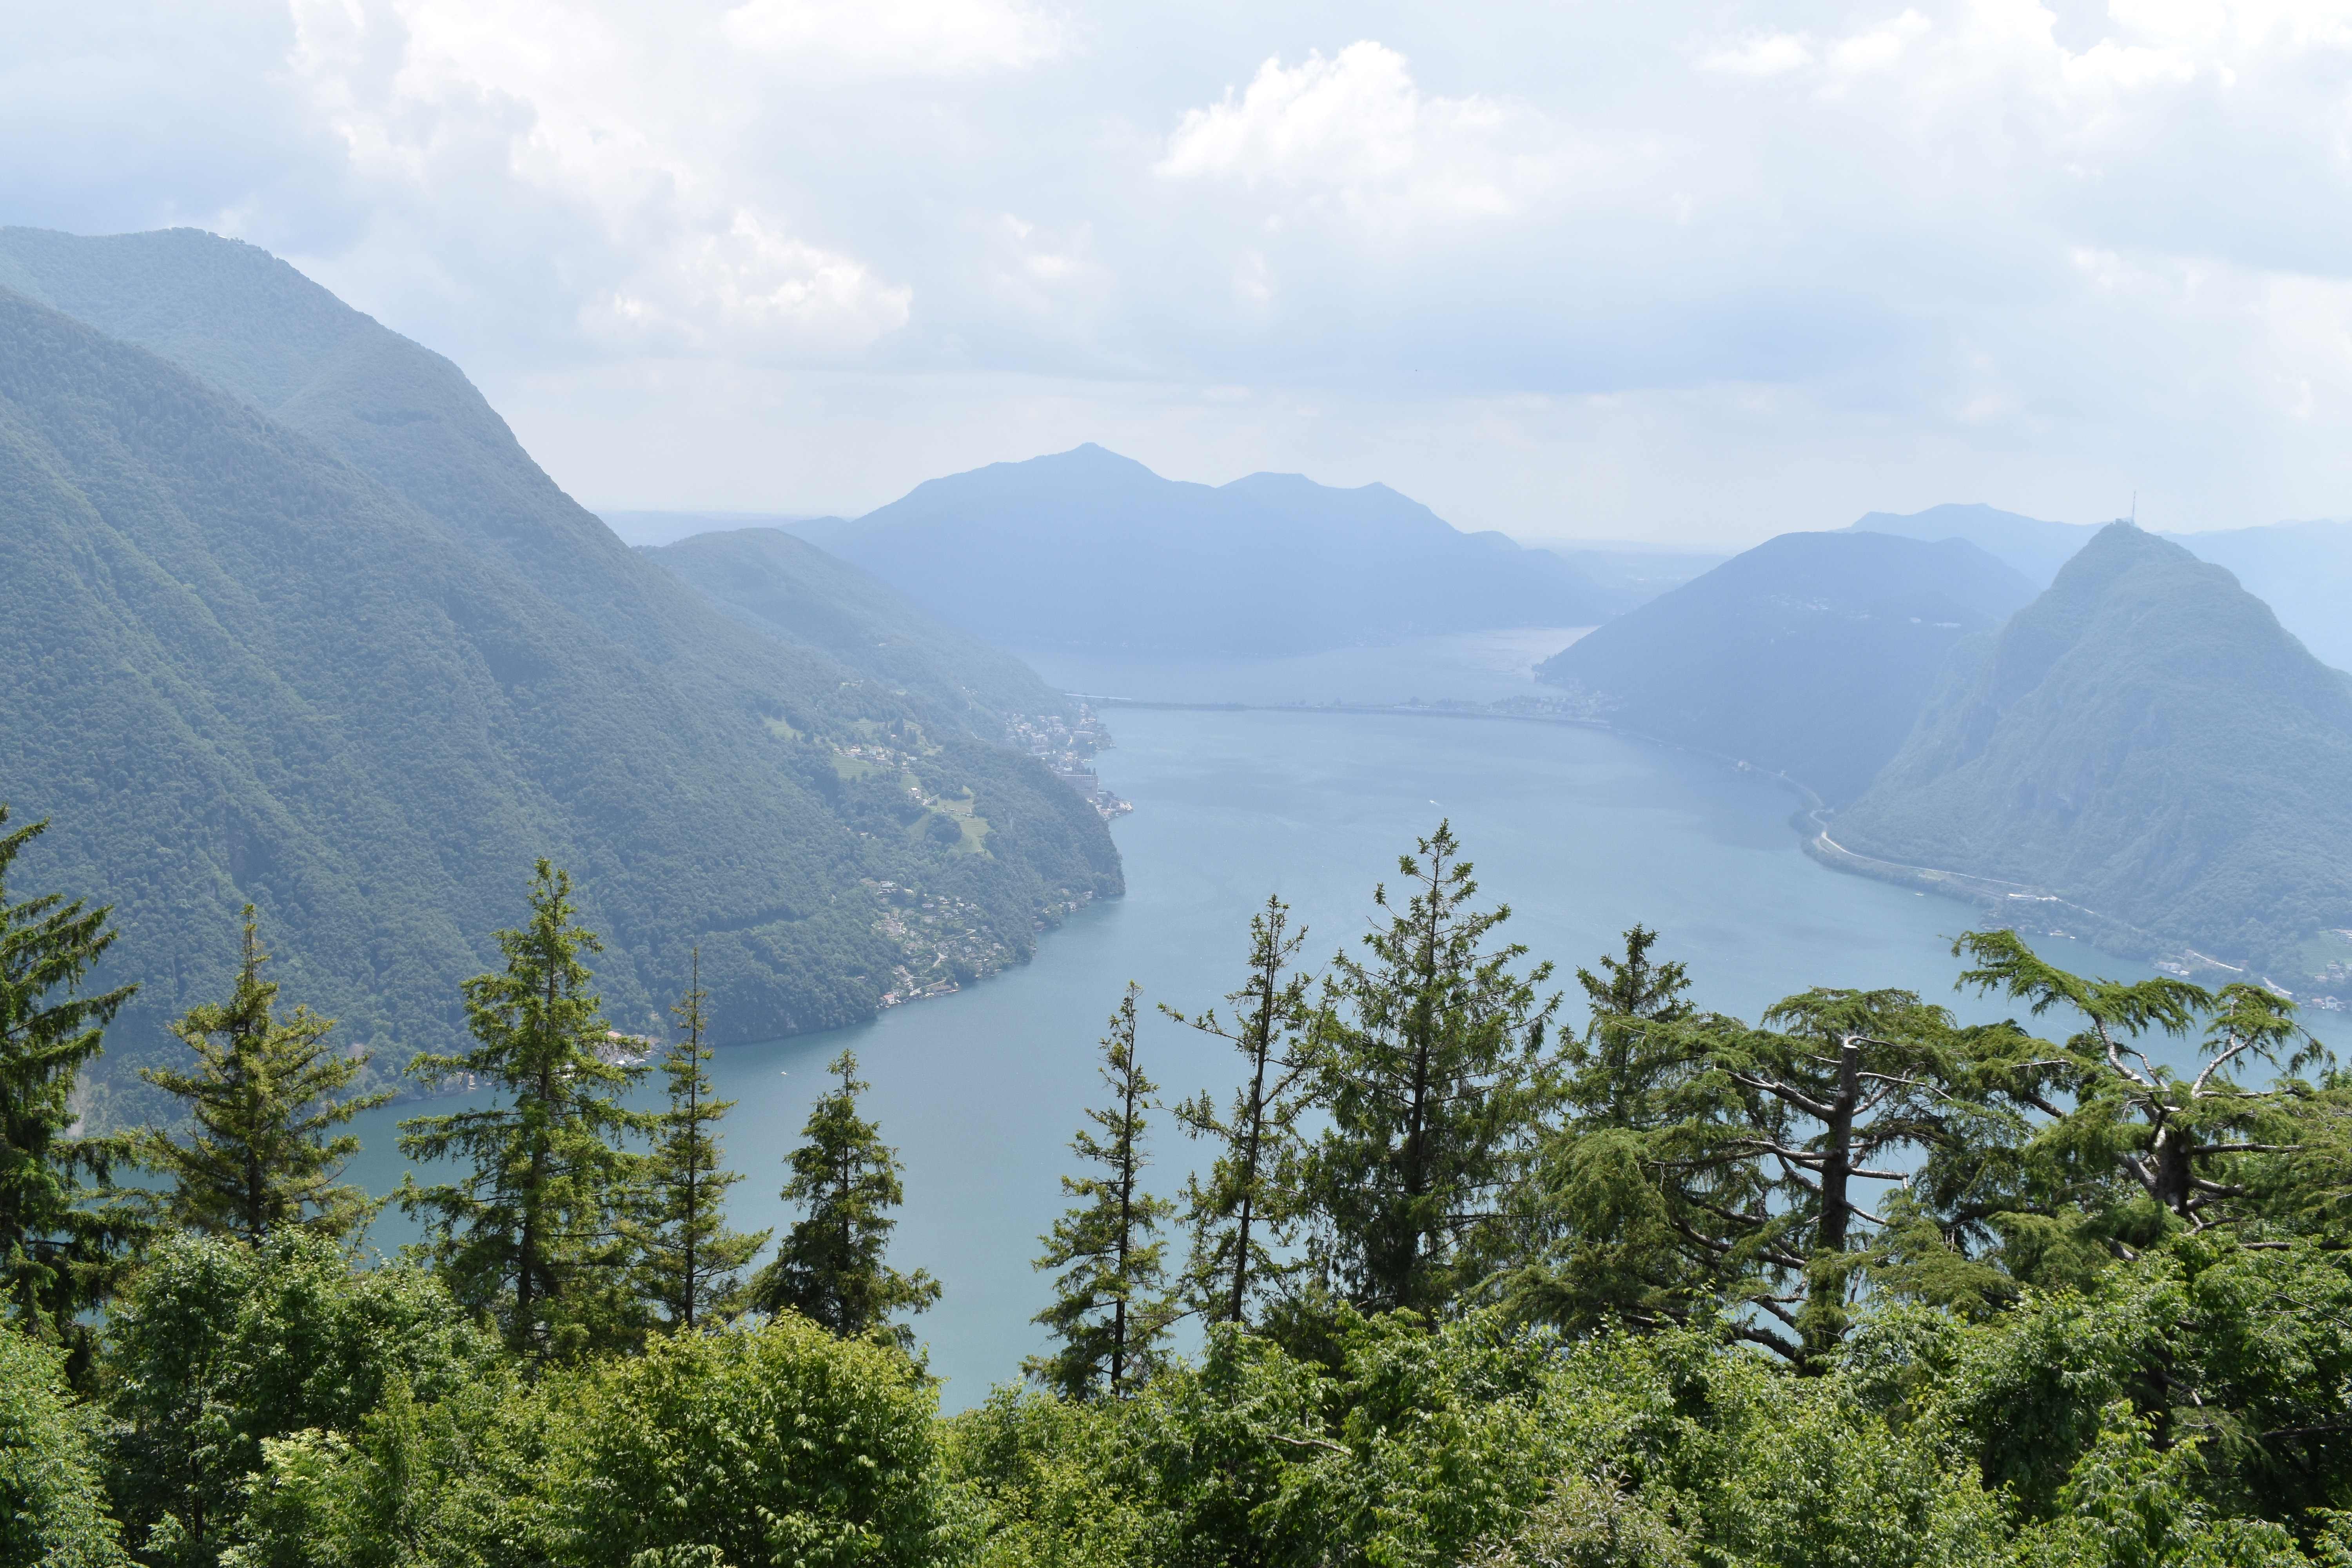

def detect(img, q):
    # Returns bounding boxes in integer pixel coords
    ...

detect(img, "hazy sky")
[6,1,2351,542]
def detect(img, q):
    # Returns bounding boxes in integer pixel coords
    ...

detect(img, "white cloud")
[1698,34,1815,76]
[590,211,912,353]
[1155,42,1588,223]
[282,0,916,358]
[719,0,1065,77]
[1828,10,1931,74]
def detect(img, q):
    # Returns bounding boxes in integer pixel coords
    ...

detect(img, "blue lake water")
[344,631,2149,1408]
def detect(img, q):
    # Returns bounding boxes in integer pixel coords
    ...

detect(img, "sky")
[5,0,2352,544]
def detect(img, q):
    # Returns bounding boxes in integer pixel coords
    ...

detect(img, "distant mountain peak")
[819,442,1610,655]
[1834,522,2352,971]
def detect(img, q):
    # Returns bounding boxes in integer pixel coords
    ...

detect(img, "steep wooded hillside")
[0,238,1119,1118]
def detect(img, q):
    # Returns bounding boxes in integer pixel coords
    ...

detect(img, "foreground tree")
[1496,925,1723,1337]
[1299,822,1561,1315]
[135,906,388,1246]
[398,861,645,1362]
[102,1228,494,1565]
[1946,930,2326,1272]
[628,951,767,1331]
[1527,930,2027,1364]
[0,806,139,1366]
[750,1050,939,1350]
[1167,897,1314,1328]
[1029,985,1176,1399]
[0,1325,125,1567]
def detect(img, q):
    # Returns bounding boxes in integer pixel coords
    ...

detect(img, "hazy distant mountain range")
[1534,532,2035,803]
[1849,503,2352,670]
[754,444,1617,657]
[0,227,1118,1116]
[1835,525,2352,976]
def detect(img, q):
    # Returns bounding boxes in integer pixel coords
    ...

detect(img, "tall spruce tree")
[1496,926,1715,1338]
[0,806,139,1363]
[1029,985,1177,1399]
[628,951,768,1331]
[135,906,390,1245]
[397,861,646,1362]
[1299,822,1561,1315]
[1167,898,1313,1327]
[749,1050,939,1350]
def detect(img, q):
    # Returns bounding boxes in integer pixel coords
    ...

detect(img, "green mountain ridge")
[1532,531,2036,803]
[0,229,1120,1119]
[1832,523,2352,974]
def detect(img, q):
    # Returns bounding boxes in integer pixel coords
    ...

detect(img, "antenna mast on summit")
[2131,491,2138,525]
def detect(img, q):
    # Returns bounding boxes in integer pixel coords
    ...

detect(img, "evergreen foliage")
[133,907,388,1245]
[1935,930,2324,1265]
[1029,986,1177,1399]
[749,1051,940,1349]
[1166,896,1313,1328]
[627,953,768,1332]
[1557,983,2001,1364]
[9,809,2352,1561]
[1298,823,1561,1315]
[0,807,138,1368]
[396,862,646,1363]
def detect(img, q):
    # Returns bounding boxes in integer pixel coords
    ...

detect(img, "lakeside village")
[1006,702,1133,822]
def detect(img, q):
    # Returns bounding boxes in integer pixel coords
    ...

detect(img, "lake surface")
[345,631,2147,1408]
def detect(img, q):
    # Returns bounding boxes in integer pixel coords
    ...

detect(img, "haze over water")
[348,632,2146,1408]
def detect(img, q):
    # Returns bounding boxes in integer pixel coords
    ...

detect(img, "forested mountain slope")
[0,254,1117,1120]
[1834,524,2352,971]
[646,527,1076,743]
[1534,531,2034,803]
[804,443,1615,656]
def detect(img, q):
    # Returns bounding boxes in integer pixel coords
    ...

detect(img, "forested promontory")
[1835,523,2352,975]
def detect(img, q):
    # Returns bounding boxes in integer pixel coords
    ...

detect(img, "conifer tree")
[397,861,646,1362]
[1497,925,1714,1336]
[1523,927,2037,1364]
[629,950,768,1331]
[0,807,139,1361]
[1167,898,1313,1327]
[1029,985,1177,1398]
[1299,822,1561,1315]
[750,1049,939,1350]
[135,906,390,1245]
